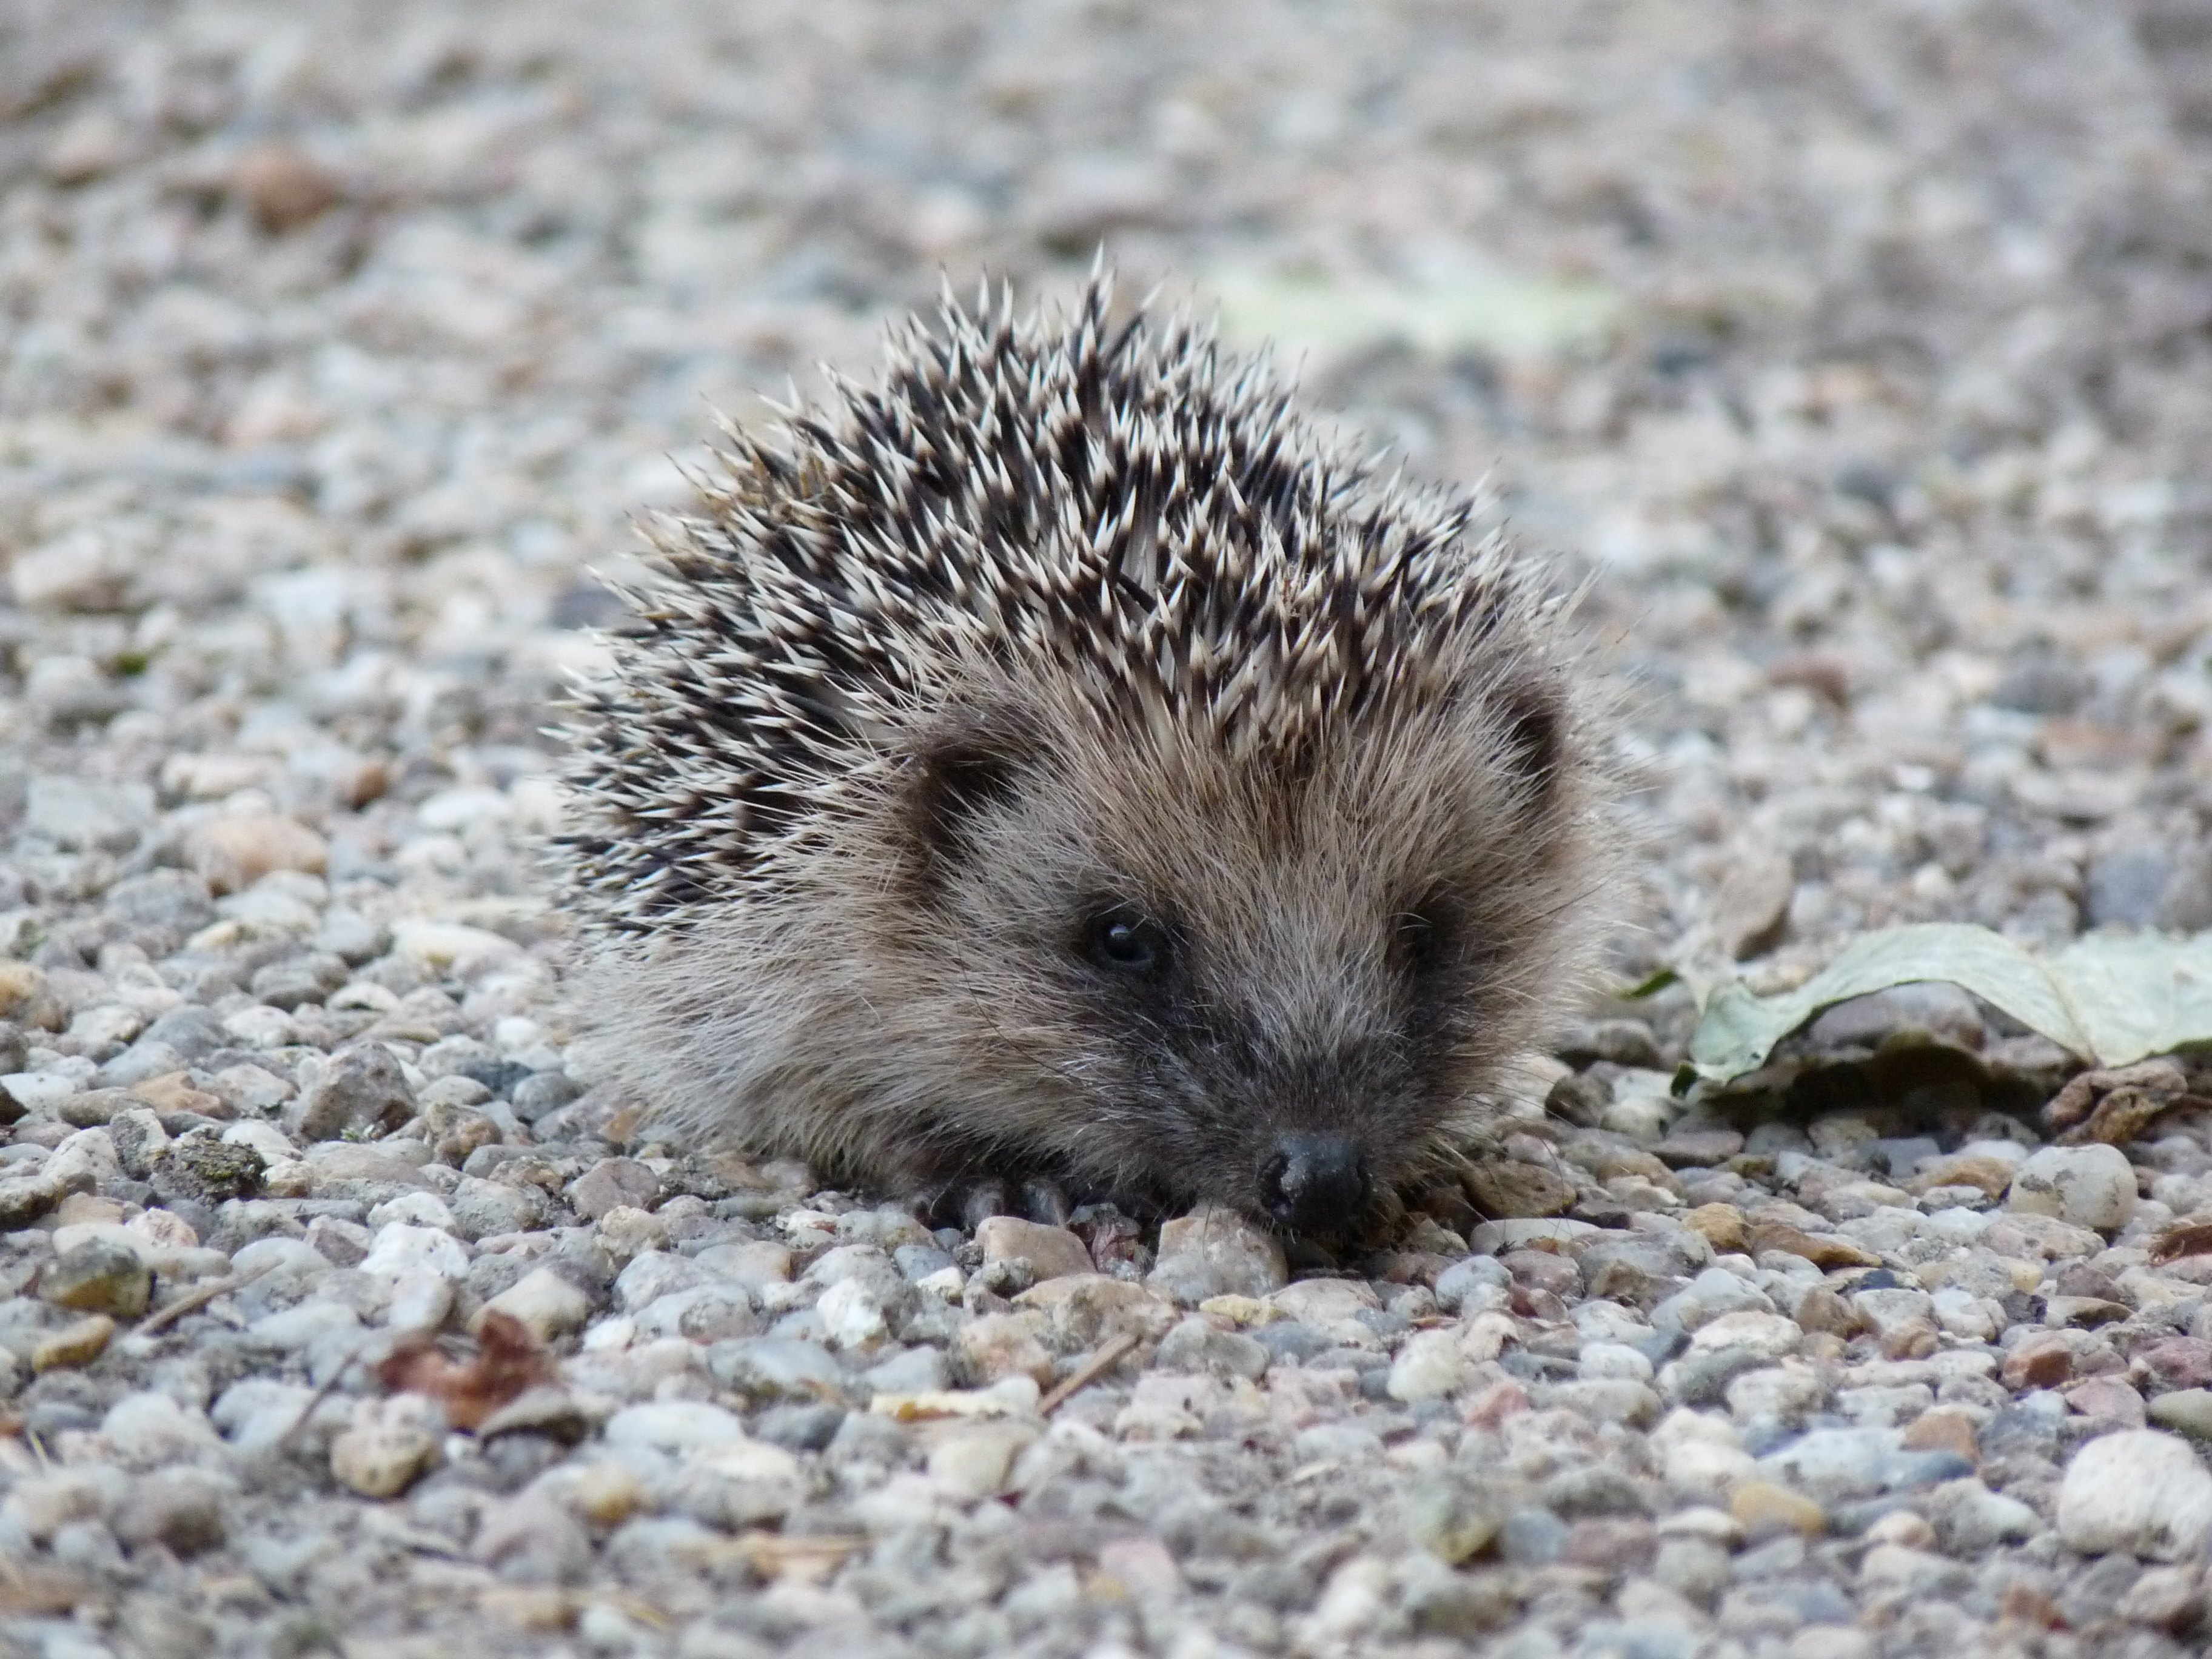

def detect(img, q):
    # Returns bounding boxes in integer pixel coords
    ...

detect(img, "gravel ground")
[7,3,2212,1657]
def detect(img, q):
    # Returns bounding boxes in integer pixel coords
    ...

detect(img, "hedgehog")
[557,276,1615,1241]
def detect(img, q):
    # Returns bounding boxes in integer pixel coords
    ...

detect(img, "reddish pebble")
[1462,1379,1530,1430]
[2133,1338,2212,1392]
[2001,1332,2075,1390]
[2065,1375,2147,1429]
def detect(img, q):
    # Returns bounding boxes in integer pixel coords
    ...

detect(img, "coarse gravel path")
[7,4,2212,1658]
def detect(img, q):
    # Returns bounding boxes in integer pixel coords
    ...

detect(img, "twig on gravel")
[1039,1332,1138,1415]
[276,1335,378,1453]
[138,1259,275,1336]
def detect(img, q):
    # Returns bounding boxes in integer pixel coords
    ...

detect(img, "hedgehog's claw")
[919,1175,1074,1234]
[1019,1178,1072,1228]
[945,1179,1004,1233]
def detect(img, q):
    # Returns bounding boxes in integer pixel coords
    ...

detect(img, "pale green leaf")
[2051,931,2212,1068]
[1681,922,2212,1083]
[1204,270,1622,364]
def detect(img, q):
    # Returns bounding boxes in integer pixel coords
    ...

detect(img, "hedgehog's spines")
[562,272,1549,936]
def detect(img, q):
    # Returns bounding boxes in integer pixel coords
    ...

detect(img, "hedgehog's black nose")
[1261,1133,1370,1236]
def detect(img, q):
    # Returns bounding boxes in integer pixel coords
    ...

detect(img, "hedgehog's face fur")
[859,657,1592,1234]
[561,276,1615,1243]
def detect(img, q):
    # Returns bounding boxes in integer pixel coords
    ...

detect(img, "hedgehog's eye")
[1084,907,1168,974]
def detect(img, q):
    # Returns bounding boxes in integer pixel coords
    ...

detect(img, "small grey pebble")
[512,1071,583,1121]
[752,1402,846,1452]
[1498,1507,1570,1566]
[893,1243,956,1281]
[1253,1320,1332,1365]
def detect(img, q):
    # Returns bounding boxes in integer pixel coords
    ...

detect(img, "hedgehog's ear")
[1492,679,1568,813]
[903,704,1047,879]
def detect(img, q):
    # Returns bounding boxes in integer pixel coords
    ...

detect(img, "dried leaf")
[1071,1208,1144,1273]
[2041,1059,2212,1146]
[2046,1059,2187,1130]
[1999,1582,2068,1631]
[1904,1158,2015,1201]
[0,1564,92,1616]
[2151,1221,2212,1267]
[1681,1203,1751,1254]
[2062,1087,2199,1147]
[1748,1222,1880,1270]
[375,1309,558,1431]
[734,1532,864,1583]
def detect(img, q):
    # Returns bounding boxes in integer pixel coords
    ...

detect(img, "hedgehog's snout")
[1259,1131,1370,1237]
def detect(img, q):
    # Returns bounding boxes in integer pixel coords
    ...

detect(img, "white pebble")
[581,1316,636,1352]
[248,1301,360,1353]
[1937,1481,2043,1550]
[2007,1144,2139,1233]
[1727,1364,1824,1425]
[101,1391,224,1469]
[330,1396,443,1498]
[817,1278,890,1349]
[482,1267,591,1341]
[367,1191,458,1233]
[221,1122,298,1164]
[1385,1329,1469,1401]
[3,1071,84,1110]
[926,1423,1039,1501]
[1578,1341,1655,1383]
[222,1005,297,1049]
[210,1380,317,1454]
[494,1015,546,1052]
[1930,1287,2001,1341]
[1663,1437,1757,1502]
[386,1272,455,1332]
[2057,1429,2212,1559]
[917,1265,965,1302]
[358,1223,469,1282]
[330,982,400,1013]
[602,1400,746,1453]
[47,1128,121,1190]
[1687,1310,1801,1359]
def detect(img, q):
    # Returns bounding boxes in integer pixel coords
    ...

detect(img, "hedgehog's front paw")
[919,1175,1073,1233]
